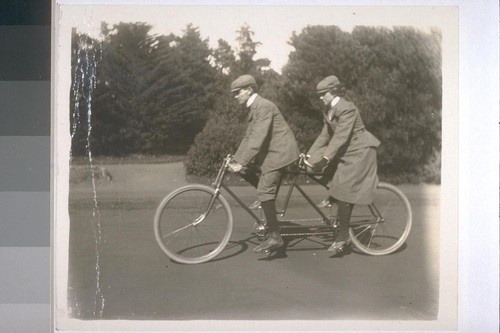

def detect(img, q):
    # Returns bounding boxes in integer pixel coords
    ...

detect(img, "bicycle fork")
[193,188,223,227]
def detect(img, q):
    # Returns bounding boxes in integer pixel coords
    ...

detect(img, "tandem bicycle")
[154,154,412,264]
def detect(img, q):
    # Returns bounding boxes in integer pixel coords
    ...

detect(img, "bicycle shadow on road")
[211,234,328,263]
[205,237,255,263]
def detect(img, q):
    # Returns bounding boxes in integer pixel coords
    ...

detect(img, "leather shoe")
[253,233,284,253]
[248,200,261,210]
[317,197,332,208]
[328,240,351,255]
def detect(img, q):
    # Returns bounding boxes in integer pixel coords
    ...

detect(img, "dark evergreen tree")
[349,26,442,175]
[89,22,157,155]
[143,24,218,154]
[212,39,236,74]
[71,22,219,156]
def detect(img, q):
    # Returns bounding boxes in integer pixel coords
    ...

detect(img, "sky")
[63,5,444,73]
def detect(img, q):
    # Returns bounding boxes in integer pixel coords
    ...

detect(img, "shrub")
[185,96,246,177]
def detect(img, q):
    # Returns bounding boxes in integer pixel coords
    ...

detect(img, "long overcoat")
[307,97,380,204]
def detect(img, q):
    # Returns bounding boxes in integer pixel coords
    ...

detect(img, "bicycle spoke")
[352,224,372,239]
[161,221,198,239]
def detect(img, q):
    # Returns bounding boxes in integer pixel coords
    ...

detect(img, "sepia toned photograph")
[53,3,459,331]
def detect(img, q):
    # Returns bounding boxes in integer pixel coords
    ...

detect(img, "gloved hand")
[303,154,313,168]
[228,161,243,173]
[312,157,329,173]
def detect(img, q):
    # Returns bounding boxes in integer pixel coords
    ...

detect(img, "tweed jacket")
[234,95,299,173]
[308,97,380,161]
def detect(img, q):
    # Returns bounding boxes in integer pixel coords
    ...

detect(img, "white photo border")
[51,0,499,332]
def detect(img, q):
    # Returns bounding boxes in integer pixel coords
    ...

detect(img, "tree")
[350,26,442,175]
[71,22,220,156]
[212,39,236,74]
[233,23,261,75]
[143,24,218,154]
[86,22,157,155]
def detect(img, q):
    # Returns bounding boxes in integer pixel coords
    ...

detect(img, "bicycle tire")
[154,184,233,264]
[349,182,412,255]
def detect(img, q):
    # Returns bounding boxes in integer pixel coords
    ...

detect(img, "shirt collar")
[246,93,258,108]
[327,96,341,121]
[331,96,340,107]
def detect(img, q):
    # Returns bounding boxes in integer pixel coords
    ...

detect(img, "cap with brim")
[231,75,256,92]
[316,75,340,94]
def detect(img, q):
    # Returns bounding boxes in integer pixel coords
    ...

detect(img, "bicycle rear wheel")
[154,184,233,264]
[349,182,412,255]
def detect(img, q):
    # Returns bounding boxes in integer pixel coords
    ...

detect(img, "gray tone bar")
[0,192,49,247]
[0,136,50,191]
[0,247,49,303]
[0,81,50,136]
[0,1,51,25]
[0,304,49,333]
[0,25,50,80]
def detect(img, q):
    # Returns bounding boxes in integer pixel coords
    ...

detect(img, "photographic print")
[53,3,458,331]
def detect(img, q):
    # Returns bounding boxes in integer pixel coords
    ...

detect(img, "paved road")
[66,167,440,323]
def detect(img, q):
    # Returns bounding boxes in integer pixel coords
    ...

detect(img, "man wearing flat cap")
[228,74,299,254]
[306,75,380,256]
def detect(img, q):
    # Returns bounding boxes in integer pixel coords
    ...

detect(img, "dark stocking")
[261,200,279,233]
[336,200,353,242]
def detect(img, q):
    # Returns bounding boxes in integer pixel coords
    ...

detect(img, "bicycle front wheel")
[349,182,412,255]
[154,184,233,264]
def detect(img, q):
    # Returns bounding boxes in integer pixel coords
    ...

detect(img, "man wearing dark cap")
[228,74,299,254]
[306,75,380,255]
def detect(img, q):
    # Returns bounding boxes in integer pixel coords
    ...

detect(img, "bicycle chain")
[278,216,336,224]
[280,231,336,237]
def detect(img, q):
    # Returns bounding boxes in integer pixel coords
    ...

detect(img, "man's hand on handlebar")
[228,160,243,173]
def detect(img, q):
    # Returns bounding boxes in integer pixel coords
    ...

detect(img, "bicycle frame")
[212,155,263,224]
[154,154,412,263]
[209,154,344,237]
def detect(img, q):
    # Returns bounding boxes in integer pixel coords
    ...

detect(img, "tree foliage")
[141,24,217,154]
[281,25,442,177]
[70,22,442,182]
[90,22,156,155]
[71,23,218,156]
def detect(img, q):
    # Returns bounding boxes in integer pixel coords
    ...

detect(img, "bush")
[418,148,441,184]
[185,96,246,177]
